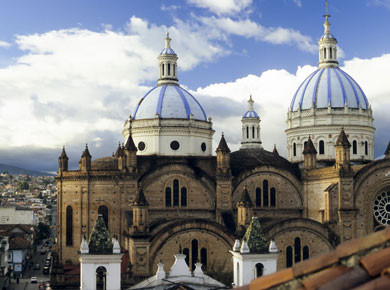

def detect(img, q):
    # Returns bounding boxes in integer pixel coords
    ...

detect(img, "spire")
[248,94,254,111]
[336,127,351,148]
[237,186,254,207]
[303,137,317,154]
[216,133,231,153]
[81,144,91,158]
[384,142,390,158]
[124,135,137,151]
[273,144,279,155]
[115,142,123,157]
[318,0,338,68]
[60,146,68,159]
[133,186,149,207]
[158,32,178,86]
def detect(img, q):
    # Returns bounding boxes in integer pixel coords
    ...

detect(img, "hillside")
[0,163,55,176]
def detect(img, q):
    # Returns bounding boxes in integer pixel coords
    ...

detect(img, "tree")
[36,222,50,241]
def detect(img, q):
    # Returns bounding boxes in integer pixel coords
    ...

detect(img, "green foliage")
[243,217,268,254]
[16,181,29,191]
[36,222,50,241]
[88,215,113,254]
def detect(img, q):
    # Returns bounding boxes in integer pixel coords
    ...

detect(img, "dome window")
[162,64,164,76]
[319,140,325,155]
[138,141,146,151]
[329,47,333,59]
[365,141,368,155]
[352,140,358,155]
[323,48,326,59]
[170,141,180,150]
[168,63,171,76]
[293,143,297,157]
[201,142,207,152]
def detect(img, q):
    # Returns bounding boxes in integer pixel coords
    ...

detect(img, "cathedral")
[55,11,390,284]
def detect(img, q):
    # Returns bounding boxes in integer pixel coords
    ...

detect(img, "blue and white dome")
[290,67,369,111]
[160,47,176,55]
[132,84,207,121]
[243,111,259,118]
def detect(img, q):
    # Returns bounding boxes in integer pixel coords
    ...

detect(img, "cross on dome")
[165,31,171,49]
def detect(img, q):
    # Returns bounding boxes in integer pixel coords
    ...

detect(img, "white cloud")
[292,0,302,7]
[0,41,10,48]
[187,0,253,15]
[193,54,390,156]
[199,16,317,53]
[368,0,390,9]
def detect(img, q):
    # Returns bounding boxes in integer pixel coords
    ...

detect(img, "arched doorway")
[96,266,107,290]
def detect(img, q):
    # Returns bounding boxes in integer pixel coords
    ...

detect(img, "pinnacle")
[216,133,230,153]
[303,137,317,155]
[336,128,351,148]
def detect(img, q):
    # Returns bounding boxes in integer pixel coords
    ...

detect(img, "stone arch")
[232,166,303,209]
[354,159,390,236]
[139,163,216,209]
[264,218,336,270]
[148,219,235,275]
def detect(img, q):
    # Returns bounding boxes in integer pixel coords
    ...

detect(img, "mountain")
[0,163,55,176]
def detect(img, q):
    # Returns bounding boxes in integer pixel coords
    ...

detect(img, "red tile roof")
[247,227,390,290]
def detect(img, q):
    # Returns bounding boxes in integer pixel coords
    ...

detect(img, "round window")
[170,141,180,150]
[138,141,146,151]
[373,191,390,225]
[201,142,207,152]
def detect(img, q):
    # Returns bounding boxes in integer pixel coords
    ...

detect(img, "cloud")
[187,0,253,15]
[0,41,10,48]
[292,0,302,7]
[199,16,317,53]
[368,0,390,9]
[192,54,390,156]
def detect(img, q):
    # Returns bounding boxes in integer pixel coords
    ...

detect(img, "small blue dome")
[132,84,207,121]
[290,67,369,111]
[243,111,259,118]
[160,47,176,55]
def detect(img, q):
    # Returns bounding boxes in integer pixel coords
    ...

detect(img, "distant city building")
[0,206,37,225]
[55,9,390,287]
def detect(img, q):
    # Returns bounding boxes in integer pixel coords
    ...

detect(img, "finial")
[248,95,254,111]
[165,31,171,49]
[222,132,224,137]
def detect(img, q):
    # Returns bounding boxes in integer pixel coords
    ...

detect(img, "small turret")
[132,185,149,232]
[241,95,262,149]
[335,127,351,170]
[237,186,254,227]
[80,144,91,172]
[303,137,317,169]
[384,142,390,159]
[124,135,137,172]
[216,133,231,174]
[58,146,69,172]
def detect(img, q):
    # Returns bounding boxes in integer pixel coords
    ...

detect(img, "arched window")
[183,248,190,266]
[255,187,261,207]
[319,140,325,155]
[173,64,175,76]
[286,246,293,267]
[191,239,198,271]
[168,63,171,75]
[173,179,179,206]
[181,187,187,206]
[294,237,301,263]
[165,187,171,207]
[365,141,368,155]
[270,187,276,207]
[98,206,109,230]
[246,126,249,139]
[323,47,327,59]
[162,64,164,76]
[263,180,269,207]
[96,266,107,290]
[237,263,240,285]
[255,263,264,277]
[303,246,309,260]
[293,143,297,157]
[252,126,255,139]
[329,47,333,59]
[201,248,207,269]
[353,140,357,154]
[66,206,73,246]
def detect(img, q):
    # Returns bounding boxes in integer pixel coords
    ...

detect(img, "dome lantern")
[318,1,338,68]
[241,95,262,149]
[157,32,179,86]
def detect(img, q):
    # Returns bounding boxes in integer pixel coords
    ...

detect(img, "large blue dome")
[132,84,207,121]
[290,67,369,111]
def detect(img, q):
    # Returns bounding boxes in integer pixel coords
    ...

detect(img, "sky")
[0,0,389,172]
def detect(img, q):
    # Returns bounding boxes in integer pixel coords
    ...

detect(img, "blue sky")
[0,0,389,172]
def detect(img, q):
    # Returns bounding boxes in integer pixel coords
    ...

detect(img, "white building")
[0,206,37,225]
